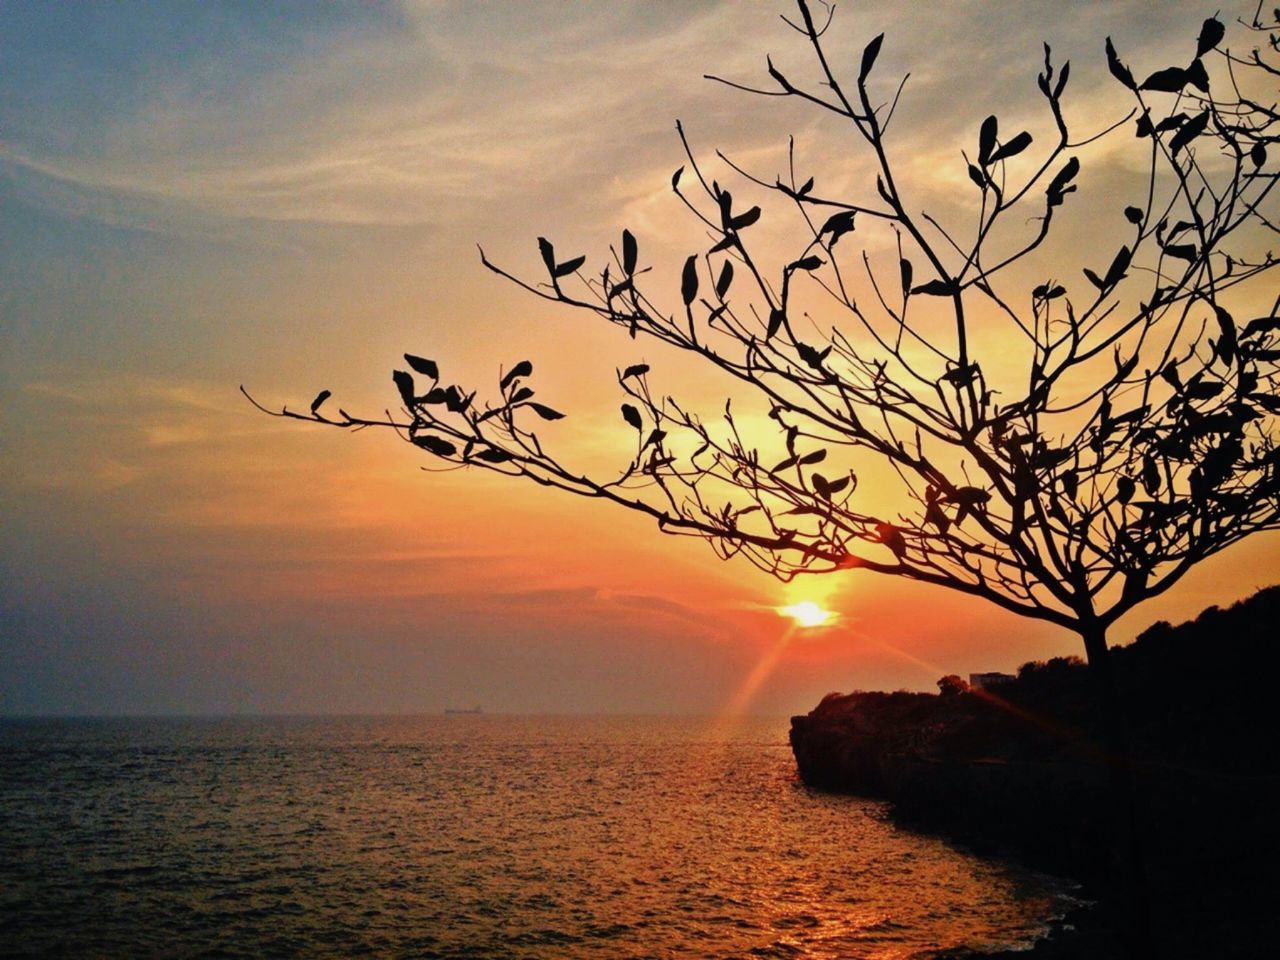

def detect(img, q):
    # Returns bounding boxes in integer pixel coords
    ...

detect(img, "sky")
[2,0,1276,716]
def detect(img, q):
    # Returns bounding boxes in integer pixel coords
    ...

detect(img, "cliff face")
[789,691,927,793]
[789,691,1107,873]
[788,587,1280,958]
[792,585,1280,800]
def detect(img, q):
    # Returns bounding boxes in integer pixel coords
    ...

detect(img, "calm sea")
[0,716,1070,958]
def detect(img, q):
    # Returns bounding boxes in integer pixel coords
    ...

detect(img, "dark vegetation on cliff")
[791,586,1280,958]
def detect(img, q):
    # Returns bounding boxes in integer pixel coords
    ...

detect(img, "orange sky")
[2,1,1275,715]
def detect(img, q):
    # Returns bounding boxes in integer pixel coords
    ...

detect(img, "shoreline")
[791,708,1276,959]
[788,587,1279,959]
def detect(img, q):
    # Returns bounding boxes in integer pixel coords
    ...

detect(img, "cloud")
[0,3,749,233]
[0,0,1220,249]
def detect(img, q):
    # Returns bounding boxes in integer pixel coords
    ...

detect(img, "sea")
[0,715,1073,959]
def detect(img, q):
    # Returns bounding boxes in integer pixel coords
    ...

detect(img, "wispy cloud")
[0,0,1220,250]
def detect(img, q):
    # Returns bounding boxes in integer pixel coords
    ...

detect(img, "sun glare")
[779,601,834,628]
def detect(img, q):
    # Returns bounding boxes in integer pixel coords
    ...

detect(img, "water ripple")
[0,716,1069,958]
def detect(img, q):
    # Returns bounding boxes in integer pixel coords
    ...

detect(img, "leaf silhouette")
[1242,316,1280,339]
[414,435,456,457]
[621,364,650,380]
[859,33,884,82]
[1033,448,1071,470]
[475,448,514,463]
[876,521,907,559]
[1215,307,1238,365]
[926,501,951,533]
[622,229,637,275]
[310,390,331,414]
[911,279,955,297]
[1033,283,1066,299]
[1046,156,1079,206]
[717,189,734,227]
[1251,143,1267,167]
[799,449,827,466]
[527,403,565,420]
[946,487,990,529]
[1169,110,1209,155]
[978,115,998,166]
[990,130,1033,164]
[1143,457,1162,495]
[1141,66,1189,92]
[1252,393,1280,413]
[708,235,736,255]
[501,360,533,390]
[767,308,785,339]
[796,343,829,369]
[1186,58,1209,93]
[1103,245,1132,288]
[900,258,913,295]
[1177,378,1218,401]
[444,386,472,413]
[729,206,761,231]
[404,354,439,379]
[1105,37,1136,90]
[1117,476,1136,504]
[1124,206,1143,224]
[716,260,734,299]
[621,403,642,430]
[791,255,825,272]
[538,237,557,277]
[681,255,699,306]
[553,254,586,278]
[393,370,415,407]
[1062,471,1079,499]
[612,278,638,304]
[820,210,857,243]
[1197,16,1225,56]
[942,362,979,386]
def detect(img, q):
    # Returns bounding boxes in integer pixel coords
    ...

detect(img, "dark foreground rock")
[791,587,1280,959]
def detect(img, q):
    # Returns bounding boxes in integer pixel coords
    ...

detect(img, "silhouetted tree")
[252,3,1278,667]
[248,5,1279,952]
[936,674,970,698]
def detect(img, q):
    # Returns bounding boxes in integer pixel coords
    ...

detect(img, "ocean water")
[0,716,1069,958]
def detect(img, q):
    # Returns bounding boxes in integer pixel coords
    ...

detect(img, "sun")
[778,600,834,628]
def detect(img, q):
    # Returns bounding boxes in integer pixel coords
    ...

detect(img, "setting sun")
[779,601,834,629]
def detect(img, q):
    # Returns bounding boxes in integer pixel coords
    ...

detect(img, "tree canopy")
[249,1,1280,650]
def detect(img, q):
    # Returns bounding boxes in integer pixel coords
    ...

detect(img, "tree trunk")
[1080,621,1152,959]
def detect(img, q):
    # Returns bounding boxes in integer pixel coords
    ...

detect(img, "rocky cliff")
[788,587,1280,957]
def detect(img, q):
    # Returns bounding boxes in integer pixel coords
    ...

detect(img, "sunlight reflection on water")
[0,715,1069,958]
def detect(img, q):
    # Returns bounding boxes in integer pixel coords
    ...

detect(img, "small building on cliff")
[968,671,1015,691]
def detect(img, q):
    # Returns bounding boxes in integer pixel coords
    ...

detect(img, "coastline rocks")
[788,586,1280,959]
[789,692,1106,875]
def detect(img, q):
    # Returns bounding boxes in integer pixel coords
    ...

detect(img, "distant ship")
[444,707,482,715]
